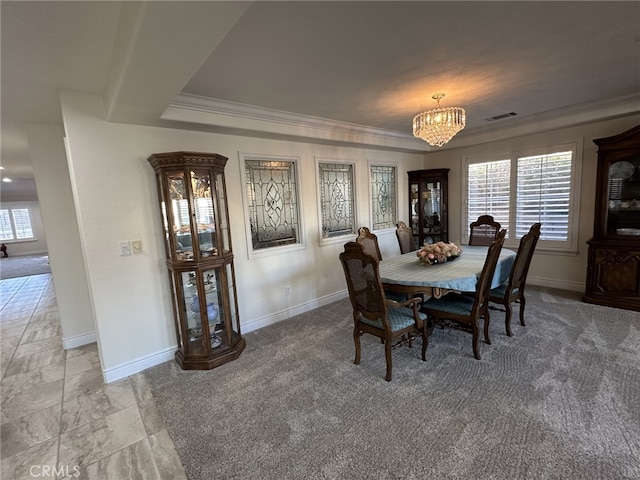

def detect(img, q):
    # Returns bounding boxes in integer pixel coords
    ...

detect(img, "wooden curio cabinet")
[147,151,246,369]
[408,169,449,246]
[583,125,640,312]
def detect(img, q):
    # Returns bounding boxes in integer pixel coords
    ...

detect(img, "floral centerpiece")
[417,241,462,265]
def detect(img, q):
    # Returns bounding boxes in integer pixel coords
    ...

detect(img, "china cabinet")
[147,151,245,369]
[583,125,640,311]
[407,169,449,246]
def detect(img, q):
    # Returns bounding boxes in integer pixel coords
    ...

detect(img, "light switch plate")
[119,241,132,256]
[132,240,142,254]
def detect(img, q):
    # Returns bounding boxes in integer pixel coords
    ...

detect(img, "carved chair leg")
[353,326,361,365]
[519,296,526,326]
[421,326,428,361]
[483,307,491,345]
[472,320,481,360]
[384,338,393,382]
[504,301,513,337]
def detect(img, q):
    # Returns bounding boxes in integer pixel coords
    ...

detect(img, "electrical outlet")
[131,240,142,254]
[119,241,132,256]
[284,286,291,297]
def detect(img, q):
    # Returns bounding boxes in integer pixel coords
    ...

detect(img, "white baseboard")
[103,346,176,384]
[100,291,349,384]
[62,331,96,350]
[528,275,584,292]
[100,280,588,384]
[12,250,48,256]
[241,289,349,334]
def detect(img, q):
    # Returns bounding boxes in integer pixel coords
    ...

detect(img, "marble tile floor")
[0,274,188,480]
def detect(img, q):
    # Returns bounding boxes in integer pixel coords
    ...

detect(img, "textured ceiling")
[184,1,640,133]
[2,1,639,200]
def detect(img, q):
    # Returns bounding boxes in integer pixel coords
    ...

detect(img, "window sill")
[1,238,38,244]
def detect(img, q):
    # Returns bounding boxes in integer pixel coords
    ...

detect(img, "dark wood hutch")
[407,169,449,247]
[583,125,640,312]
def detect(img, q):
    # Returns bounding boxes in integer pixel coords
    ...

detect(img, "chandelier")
[412,93,466,147]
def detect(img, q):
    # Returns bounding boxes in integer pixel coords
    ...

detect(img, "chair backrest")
[505,223,541,296]
[339,241,387,325]
[469,215,502,246]
[355,226,382,261]
[470,229,506,315]
[395,221,416,254]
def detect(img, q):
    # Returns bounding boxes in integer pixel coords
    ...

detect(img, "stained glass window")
[245,159,301,250]
[370,165,396,230]
[318,162,355,238]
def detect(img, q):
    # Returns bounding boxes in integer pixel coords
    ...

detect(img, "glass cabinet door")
[408,169,449,247]
[176,267,232,356]
[410,181,420,246]
[422,179,443,245]
[190,170,218,258]
[607,158,640,236]
[215,172,231,254]
[162,170,191,260]
[173,270,217,356]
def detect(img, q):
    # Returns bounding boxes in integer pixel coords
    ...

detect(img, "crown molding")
[163,94,430,152]
[447,93,640,149]
[163,92,640,152]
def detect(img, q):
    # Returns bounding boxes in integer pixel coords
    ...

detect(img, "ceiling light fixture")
[412,93,466,147]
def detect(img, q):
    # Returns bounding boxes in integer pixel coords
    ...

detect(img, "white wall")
[59,92,424,381]
[27,124,96,349]
[0,201,47,256]
[58,90,640,381]
[423,115,640,291]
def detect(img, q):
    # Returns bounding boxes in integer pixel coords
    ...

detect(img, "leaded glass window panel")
[245,159,301,250]
[370,165,396,230]
[319,163,355,238]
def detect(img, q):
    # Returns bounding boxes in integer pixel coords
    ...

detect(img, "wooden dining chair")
[422,229,506,360]
[339,241,427,381]
[469,215,501,246]
[395,221,417,254]
[489,223,541,336]
[355,226,382,261]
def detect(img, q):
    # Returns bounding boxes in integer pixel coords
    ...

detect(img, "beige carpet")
[144,287,640,480]
[0,253,51,279]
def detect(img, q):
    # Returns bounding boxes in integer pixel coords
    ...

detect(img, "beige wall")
[59,92,424,380]
[27,124,96,349]
[57,90,639,381]
[423,115,640,290]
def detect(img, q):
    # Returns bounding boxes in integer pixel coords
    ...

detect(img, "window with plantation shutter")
[467,160,510,235]
[465,143,580,252]
[0,208,35,241]
[0,210,12,240]
[12,209,33,239]
[516,151,572,241]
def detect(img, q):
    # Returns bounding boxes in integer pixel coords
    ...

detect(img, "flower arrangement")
[416,241,462,265]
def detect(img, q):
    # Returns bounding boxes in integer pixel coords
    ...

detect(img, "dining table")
[379,245,516,299]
